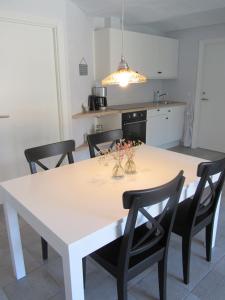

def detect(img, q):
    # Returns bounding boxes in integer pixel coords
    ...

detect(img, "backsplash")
[106,80,163,105]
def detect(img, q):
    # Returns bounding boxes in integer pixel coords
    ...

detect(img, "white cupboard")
[167,106,185,144]
[94,28,179,81]
[147,114,169,147]
[146,106,185,148]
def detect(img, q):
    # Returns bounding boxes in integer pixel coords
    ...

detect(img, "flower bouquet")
[111,142,125,178]
[111,140,143,177]
[123,140,142,174]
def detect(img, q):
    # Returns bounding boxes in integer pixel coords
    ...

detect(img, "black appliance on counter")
[122,110,147,143]
[88,87,107,111]
[88,95,107,111]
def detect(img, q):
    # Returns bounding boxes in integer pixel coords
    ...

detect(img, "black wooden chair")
[172,158,225,284]
[87,129,123,158]
[89,171,185,300]
[24,140,75,260]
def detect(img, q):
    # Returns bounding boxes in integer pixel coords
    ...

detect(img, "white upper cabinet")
[94,28,179,82]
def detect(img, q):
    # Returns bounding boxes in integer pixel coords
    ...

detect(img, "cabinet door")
[99,114,122,131]
[146,114,169,147]
[156,37,179,78]
[94,28,179,81]
[95,29,110,81]
[110,29,158,78]
[166,106,185,143]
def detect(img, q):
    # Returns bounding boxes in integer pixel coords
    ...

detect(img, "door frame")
[0,14,72,140]
[192,38,225,148]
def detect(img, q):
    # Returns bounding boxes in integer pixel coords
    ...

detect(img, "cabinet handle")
[157,109,160,112]
[168,110,171,112]
[166,117,169,120]
[158,71,162,74]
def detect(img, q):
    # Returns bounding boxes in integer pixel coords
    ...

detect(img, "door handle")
[201,98,209,101]
[123,120,147,126]
[0,114,10,118]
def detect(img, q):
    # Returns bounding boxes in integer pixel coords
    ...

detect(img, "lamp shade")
[102,56,148,87]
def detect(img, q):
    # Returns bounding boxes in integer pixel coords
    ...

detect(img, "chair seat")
[91,222,165,277]
[173,198,213,236]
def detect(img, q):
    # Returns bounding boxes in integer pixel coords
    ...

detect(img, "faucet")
[153,91,168,103]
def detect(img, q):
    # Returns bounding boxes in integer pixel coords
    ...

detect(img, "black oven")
[122,110,147,143]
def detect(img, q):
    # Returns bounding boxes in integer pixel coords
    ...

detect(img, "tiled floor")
[0,146,225,300]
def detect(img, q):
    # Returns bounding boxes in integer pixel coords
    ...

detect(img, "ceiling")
[72,0,225,32]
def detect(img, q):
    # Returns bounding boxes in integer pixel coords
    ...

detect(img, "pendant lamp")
[102,0,148,88]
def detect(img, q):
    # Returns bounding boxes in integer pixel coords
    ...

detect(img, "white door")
[197,40,225,152]
[0,20,61,181]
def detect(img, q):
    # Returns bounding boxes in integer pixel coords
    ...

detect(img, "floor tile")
[0,246,42,288]
[0,288,8,300]
[191,270,225,300]
[24,240,60,264]
[170,147,225,161]
[129,285,158,300]
[184,293,200,300]
[3,266,60,300]
[48,290,65,300]
[130,263,189,300]
[212,255,225,276]
[45,258,64,287]
[85,264,116,300]
[168,236,225,291]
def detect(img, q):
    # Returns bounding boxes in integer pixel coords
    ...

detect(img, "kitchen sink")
[157,100,170,105]
[153,100,179,106]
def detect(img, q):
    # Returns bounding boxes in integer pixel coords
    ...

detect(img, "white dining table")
[0,145,221,300]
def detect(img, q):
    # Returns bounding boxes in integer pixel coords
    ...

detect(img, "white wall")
[65,0,95,146]
[0,0,66,20]
[0,0,96,146]
[163,23,225,105]
[94,17,166,36]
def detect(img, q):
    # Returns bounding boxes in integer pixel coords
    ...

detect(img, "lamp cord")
[121,0,125,57]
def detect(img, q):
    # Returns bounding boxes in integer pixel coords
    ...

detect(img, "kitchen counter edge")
[72,101,186,119]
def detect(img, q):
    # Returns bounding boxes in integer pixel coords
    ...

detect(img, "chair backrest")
[24,140,75,174]
[118,171,185,273]
[87,129,123,158]
[190,157,225,228]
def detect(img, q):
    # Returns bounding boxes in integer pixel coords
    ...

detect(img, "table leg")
[212,193,222,248]
[3,201,26,279]
[63,247,84,300]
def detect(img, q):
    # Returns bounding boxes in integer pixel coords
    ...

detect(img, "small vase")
[124,158,136,174]
[112,161,124,178]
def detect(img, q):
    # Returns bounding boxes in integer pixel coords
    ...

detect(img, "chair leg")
[117,278,127,300]
[82,257,86,288]
[158,258,167,300]
[206,223,213,262]
[182,237,192,285]
[41,237,48,260]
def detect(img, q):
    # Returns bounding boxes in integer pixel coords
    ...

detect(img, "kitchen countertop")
[72,101,186,119]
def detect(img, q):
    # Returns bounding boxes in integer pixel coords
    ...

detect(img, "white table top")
[0,145,204,250]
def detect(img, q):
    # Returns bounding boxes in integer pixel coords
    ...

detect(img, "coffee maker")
[88,87,107,111]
